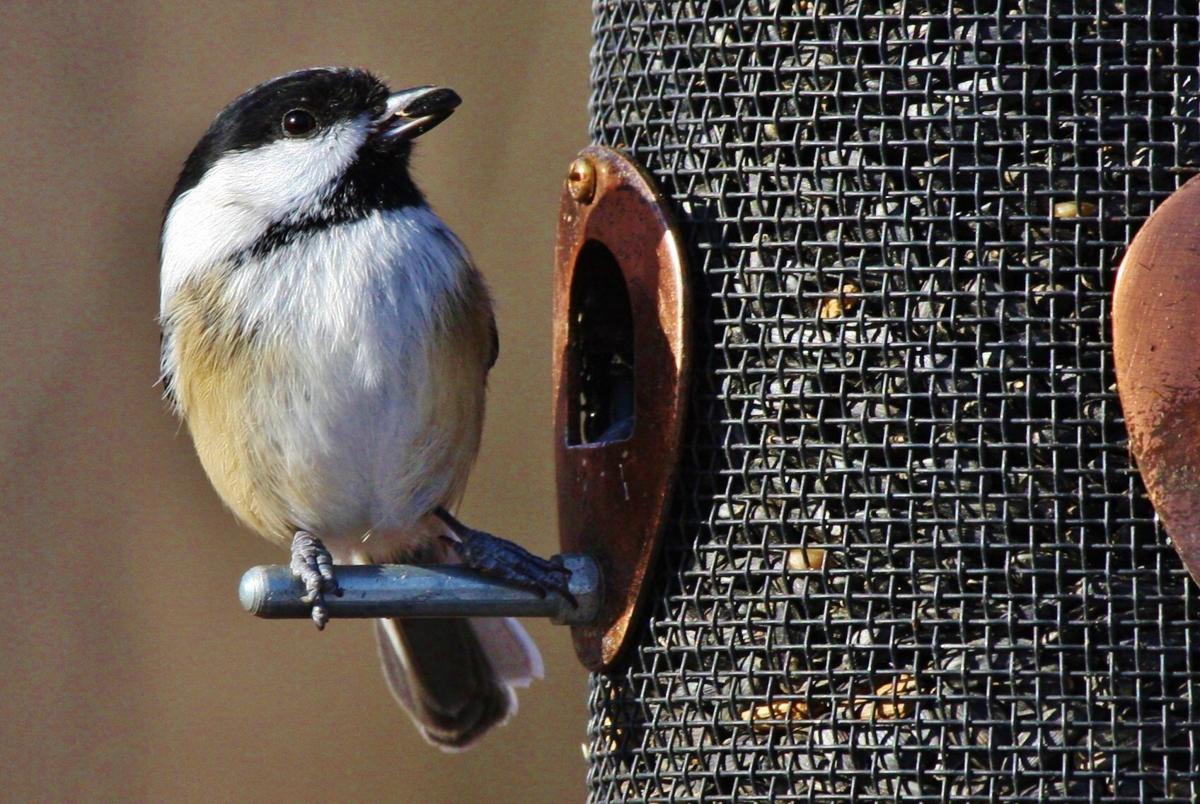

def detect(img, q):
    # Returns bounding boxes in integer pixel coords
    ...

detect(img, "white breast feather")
[250,208,475,538]
[164,201,482,551]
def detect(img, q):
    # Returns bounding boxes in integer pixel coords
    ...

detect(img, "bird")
[158,66,571,749]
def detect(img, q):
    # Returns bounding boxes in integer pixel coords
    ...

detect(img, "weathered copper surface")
[553,145,690,670]
[1114,174,1200,587]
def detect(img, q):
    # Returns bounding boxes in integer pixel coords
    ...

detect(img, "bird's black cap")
[168,69,388,208]
[166,68,455,226]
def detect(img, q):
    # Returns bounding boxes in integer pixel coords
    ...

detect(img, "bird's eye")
[282,109,317,137]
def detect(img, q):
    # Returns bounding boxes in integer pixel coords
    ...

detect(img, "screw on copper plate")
[567,156,597,203]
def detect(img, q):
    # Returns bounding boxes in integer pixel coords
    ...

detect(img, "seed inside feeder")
[787,547,826,572]
[1053,200,1097,218]
[741,699,813,733]
[819,283,861,319]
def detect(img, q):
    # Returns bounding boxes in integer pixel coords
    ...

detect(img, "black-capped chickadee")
[159,67,570,749]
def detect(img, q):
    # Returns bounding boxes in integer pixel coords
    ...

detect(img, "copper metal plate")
[1114,174,1200,587]
[553,145,690,670]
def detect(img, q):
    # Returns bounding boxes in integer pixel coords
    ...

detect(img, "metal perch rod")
[239,553,601,626]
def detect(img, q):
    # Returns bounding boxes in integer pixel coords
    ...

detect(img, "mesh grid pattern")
[584,2,1200,801]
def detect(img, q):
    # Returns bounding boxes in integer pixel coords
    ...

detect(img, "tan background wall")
[0,2,592,801]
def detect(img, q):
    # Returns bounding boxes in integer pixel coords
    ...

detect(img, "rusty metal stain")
[553,145,691,671]
[1114,173,1200,587]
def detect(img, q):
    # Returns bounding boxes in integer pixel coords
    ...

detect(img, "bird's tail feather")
[374,614,541,750]
[371,527,543,750]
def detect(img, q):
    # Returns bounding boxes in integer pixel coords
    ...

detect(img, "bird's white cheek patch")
[214,119,368,217]
[160,116,371,312]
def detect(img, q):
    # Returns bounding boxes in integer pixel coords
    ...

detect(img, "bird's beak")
[373,86,461,142]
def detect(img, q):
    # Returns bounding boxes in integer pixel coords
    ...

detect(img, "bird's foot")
[289,531,343,630]
[435,509,574,605]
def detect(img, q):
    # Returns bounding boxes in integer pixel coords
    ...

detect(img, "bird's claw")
[441,527,575,606]
[290,530,342,630]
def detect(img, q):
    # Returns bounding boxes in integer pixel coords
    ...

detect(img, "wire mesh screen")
[583,2,1200,801]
